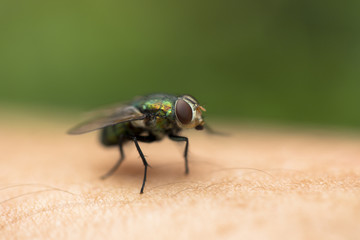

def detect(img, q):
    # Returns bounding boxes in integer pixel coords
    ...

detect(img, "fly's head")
[175,95,206,130]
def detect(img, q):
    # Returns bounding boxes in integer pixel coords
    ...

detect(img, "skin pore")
[1,117,360,239]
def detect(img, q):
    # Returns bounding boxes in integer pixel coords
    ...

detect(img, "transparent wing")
[68,105,146,135]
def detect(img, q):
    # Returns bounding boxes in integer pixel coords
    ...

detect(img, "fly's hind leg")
[101,136,125,180]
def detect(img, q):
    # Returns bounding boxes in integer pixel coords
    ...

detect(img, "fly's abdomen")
[100,124,127,146]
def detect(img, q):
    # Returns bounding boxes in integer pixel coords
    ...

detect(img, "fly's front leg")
[101,136,125,179]
[169,134,189,174]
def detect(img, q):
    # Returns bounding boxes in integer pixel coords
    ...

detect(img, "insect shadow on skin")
[68,94,218,194]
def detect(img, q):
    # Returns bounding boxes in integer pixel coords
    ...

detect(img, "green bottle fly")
[68,94,207,193]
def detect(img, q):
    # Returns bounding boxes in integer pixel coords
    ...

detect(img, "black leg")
[132,136,151,194]
[169,134,189,174]
[101,137,125,179]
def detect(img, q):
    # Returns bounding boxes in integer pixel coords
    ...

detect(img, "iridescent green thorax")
[141,99,174,117]
[134,95,178,132]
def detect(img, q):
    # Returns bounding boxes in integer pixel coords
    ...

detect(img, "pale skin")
[1,115,360,239]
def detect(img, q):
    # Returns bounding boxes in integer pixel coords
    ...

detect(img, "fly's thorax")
[130,113,176,133]
[140,99,174,117]
[145,115,176,131]
[175,95,206,129]
[133,96,177,129]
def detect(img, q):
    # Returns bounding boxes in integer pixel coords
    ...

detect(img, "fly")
[68,94,207,193]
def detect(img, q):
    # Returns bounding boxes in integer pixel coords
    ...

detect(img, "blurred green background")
[1,0,359,127]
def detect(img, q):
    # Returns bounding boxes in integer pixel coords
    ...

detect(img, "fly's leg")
[132,136,151,194]
[132,134,157,193]
[169,134,189,174]
[101,136,125,179]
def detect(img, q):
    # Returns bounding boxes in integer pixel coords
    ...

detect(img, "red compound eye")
[176,99,192,125]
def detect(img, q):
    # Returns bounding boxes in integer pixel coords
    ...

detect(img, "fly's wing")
[68,105,146,135]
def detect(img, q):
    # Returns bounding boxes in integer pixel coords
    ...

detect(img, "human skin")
[1,115,360,240]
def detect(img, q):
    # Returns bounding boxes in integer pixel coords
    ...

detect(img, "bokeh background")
[1,0,359,128]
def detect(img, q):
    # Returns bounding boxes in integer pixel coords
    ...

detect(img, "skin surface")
[1,114,360,240]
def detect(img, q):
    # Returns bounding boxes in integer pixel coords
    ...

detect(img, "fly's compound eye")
[176,99,193,125]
